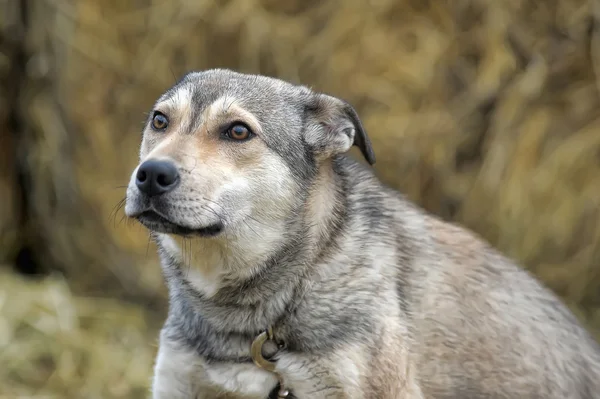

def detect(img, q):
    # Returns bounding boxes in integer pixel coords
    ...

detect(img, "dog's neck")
[156,158,348,334]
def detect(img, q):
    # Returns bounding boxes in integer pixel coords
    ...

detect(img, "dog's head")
[125,69,375,240]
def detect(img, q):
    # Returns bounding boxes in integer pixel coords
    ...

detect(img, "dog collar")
[251,326,290,398]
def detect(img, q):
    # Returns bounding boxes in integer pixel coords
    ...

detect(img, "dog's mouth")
[136,210,223,237]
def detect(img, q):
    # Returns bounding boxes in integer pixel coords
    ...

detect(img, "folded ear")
[304,93,376,165]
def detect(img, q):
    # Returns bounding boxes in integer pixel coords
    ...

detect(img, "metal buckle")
[251,327,277,372]
[251,327,290,398]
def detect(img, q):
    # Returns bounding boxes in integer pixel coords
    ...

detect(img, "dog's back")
[315,157,600,397]
[388,193,600,397]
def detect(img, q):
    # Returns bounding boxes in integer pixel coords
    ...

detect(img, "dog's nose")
[135,159,179,197]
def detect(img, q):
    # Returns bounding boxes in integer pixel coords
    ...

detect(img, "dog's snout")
[135,159,179,197]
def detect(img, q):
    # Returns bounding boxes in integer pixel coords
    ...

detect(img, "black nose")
[135,159,179,197]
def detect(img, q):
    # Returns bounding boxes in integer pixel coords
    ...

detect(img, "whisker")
[243,214,271,228]
[146,233,152,257]
[241,218,260,236]
[109,198,127,228]
[181,237,187,277]
[187,153,199,174]
[185,238,192,279]
[117,213,129,227]
[200,203,221,219]
[187,238,194,278]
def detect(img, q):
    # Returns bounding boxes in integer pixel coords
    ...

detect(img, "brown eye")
[151,112,168,131]
[225,124,253,141]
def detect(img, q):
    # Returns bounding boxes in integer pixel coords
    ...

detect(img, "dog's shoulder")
[426,215,487,254]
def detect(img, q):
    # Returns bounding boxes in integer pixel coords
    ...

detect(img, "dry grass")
[13,0,600,307]
[0,268,160,399]
[0,0,599,396]
[0,0,21,264]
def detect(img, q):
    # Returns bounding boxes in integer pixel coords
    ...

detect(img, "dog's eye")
[225,124,253,141]
[151,112,169,131]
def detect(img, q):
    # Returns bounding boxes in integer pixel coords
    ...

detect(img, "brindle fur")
[124,69,600,399]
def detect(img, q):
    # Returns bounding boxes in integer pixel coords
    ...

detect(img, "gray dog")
[124,69,600,398]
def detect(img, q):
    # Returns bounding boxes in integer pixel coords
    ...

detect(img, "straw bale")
[0,267,160,398]
[12,0,600,338]
[0,0,22,264]
[0,130,19,265]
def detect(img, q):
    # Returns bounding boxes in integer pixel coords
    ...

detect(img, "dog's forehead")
[157,69,308,115]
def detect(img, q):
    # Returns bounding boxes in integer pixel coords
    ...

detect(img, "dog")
[124,69,600,398]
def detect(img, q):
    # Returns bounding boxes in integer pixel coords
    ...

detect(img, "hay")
[0,120,20,265]
[0,1,598,396]
[0,1,598,395]
[0,268,160,398]
[0,142,19,265]
[0,0,22,265]
[17,0,599,334]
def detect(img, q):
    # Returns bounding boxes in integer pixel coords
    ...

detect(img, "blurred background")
[1,0,599,397]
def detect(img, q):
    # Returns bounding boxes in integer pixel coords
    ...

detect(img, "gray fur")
[125,69,600,398]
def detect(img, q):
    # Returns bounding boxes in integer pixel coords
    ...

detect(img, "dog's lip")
[135,210,223,237]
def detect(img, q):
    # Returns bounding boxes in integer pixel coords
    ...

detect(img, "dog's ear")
[304,93,376,165]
